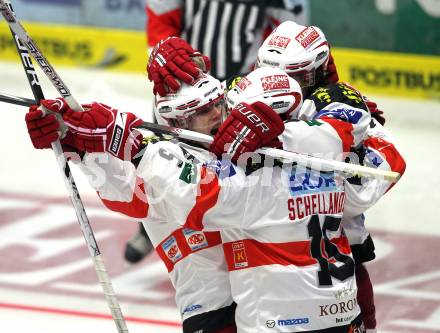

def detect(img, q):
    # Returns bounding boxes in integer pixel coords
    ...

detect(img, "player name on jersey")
[287,191,345,221]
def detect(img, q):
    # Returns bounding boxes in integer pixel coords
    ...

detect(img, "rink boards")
[0,21,439,100]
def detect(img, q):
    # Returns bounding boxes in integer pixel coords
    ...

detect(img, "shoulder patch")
[309,83,368,111]
[179,162,197,184]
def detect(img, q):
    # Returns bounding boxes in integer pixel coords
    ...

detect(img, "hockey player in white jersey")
[213,21,406,332]
[24,68,370,331]
[25,76,238,333]
[153,69,366,332]
[255,21,406,332]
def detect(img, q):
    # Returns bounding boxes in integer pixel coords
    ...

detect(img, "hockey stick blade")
[136,121,400,182]
[0,92,34,107]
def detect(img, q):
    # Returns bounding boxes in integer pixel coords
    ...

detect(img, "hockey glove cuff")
[210,101,284,162]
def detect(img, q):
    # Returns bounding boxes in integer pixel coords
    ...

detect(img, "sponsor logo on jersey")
[336,314,354,324]
[315,107,364,124]
[288,169,340,195]
[319,297,358,317]
[277,317,309,326]
[268,35,291,49]
[266,317,310,328]
[182,304,202,314]
[232,241,248,268]
[295,26,320,48]
[261,75,290,91]
[162,236,182,263]
[183,228,208,251]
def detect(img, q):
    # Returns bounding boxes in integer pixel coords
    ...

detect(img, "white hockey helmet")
[226,67,303,119]
[155,73,225,128]
[256,21,330,88]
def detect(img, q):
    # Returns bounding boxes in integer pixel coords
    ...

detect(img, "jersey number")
[307,216,355,286]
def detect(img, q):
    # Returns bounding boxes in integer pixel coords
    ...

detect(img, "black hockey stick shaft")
[2,1,129,332]
[0,92,34,107]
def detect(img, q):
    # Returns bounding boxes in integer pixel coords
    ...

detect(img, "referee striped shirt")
[181,0,270,80]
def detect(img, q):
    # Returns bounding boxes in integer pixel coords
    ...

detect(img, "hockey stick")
[0,89,400,183]
[0,90,400,183]
[135,122,401,183]
[0,92,35,107]
[1,2,129,332]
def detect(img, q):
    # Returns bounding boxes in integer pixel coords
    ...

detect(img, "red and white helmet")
[256,21,329,88]
[226,67,303,119]
[155,73,225,128]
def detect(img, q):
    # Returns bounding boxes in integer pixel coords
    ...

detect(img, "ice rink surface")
[0,60,440,332]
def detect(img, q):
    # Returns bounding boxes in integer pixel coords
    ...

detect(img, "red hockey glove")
[326,51,339,84]
[25,98,143,160]
[210,101,284,162]
[26,105,63,149]
[364,97,386,126]
[147,37,211,96]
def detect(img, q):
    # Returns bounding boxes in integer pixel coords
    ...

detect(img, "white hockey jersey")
[76,84,405,331]
[133,135,358,332]
[79,151,233,322]
[79,114,359,332]
[292,82,405,259]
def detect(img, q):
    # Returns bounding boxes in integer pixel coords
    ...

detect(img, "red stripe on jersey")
[364,137,406,175]
[320,118,354,153]
[185,166,220,231]
[223,239,316,271]
[156,228,222,272]
[364,136,406,192]
[99,177,149,218]
[330,234,352,255]
[146,7,182,46]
